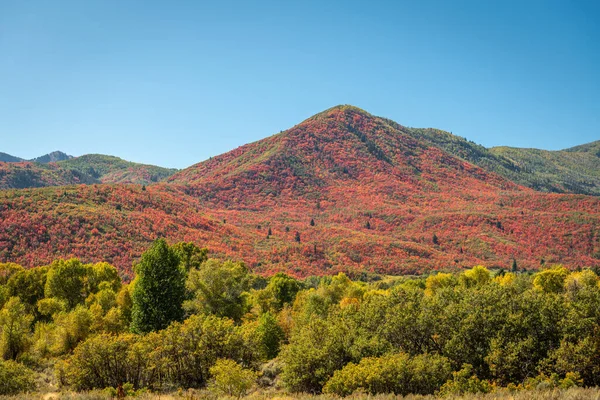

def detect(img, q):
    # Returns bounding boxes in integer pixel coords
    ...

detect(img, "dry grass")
[3,387,600,400]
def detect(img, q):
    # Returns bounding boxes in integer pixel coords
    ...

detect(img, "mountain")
[0,162,98,189]
[1,105,596,277]
[0,154,176,189]
[0,152,23,162]
[398,126,600,196]
[31,150,73,163]
[58,154,177,184]
[489,145,600,195]
[565,140,600,155]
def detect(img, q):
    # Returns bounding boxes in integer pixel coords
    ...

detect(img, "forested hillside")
[1,106,599,275]
[0,154,176,189]
[400,125,600,196]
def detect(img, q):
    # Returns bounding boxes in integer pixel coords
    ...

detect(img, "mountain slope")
[0,152,23,162]
[0,162,98,189]
[489,145,600,195]
[0,154,176,189]
[31,151,73,163]
[58,154,177,184]
[1,106,599,276]
[399,125,600,195]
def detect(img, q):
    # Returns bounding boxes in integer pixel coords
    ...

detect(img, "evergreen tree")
[511,258,518,273]
[131,239,185,333]
[295,232,301,243]
[310,219,315,226]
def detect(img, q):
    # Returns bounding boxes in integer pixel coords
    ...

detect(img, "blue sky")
[1,0,598,168]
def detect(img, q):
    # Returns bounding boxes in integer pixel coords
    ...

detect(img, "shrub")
[323,352,452,396]
[438,364,494,396]
[209,358,256,399]
[0,359,36,395]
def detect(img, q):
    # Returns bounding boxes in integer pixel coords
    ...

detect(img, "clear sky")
[1,0,598,169]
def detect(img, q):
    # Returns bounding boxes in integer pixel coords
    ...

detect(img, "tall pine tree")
[131,239,185,333]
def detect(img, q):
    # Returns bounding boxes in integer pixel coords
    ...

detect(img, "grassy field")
[3,388,600,400]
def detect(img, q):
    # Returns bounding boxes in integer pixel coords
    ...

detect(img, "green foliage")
[323,352,452,396]
[85,262,121,294]
[58,333,153,390]
[0,297,33,360]
[533,266,569,293]
[209,358,257,399]
[254,312,285,359]
[0,359,35,394]
[45,259,87,310]
[143,313,254,388]
[52,305,93,354]
[172,242,208,271]
[7,266,48,318]
[256,272,303,312]
[131,239,185,333]
[185,259,251,321]
[439,364,494,396]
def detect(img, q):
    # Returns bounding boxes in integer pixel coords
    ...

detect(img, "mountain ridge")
[1,106,598,276]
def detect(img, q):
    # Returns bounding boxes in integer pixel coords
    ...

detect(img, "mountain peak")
[32,151,73,163]
[310,104,373,121]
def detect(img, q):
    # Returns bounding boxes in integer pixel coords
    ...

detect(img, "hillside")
[0,106,596,276]
[31,150,73,163]
[489,145,600,195]
[399,125,600,195]
[0,152,23,162]
[58,154,177,184]
[0,154,176,189]
[0,162,98,189]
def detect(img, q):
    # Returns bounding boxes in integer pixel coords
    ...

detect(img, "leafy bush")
[209,358,256,398]
[323,352,451,396]
[0,359,36,395]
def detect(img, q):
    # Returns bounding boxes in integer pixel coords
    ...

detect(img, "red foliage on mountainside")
[1,106,599,277]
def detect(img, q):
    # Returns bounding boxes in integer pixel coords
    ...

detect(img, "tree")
[511,258,518,272]
[209,359,256,399]
[44,259,87,310]
[172,242,208,272]
[323,352,452,396]
[0,359,36,395]
[310,218,315,226]
[131,239,185,333]
[255,312,285,359]
[0,297,33,360]
[295,232,301,243]
[256,273,303,312]
[184,259,251,322]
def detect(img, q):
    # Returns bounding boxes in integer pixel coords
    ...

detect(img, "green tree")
[255,312,285,359]
[44,259,87,310]
[172,242,208,272]
[0,297,33,360]
[7,266,48,319]
[184,259,251,322]
[209,358,256,399]
[256,272,303,312]
[323,352,452,396]
[131,239,185,333]
[0,359,36,395]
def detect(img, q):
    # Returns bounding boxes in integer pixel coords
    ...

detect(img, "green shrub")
[323,352,452,396]
[0,359,36,395]
[209,358,256,398]
[438,364,494,396]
